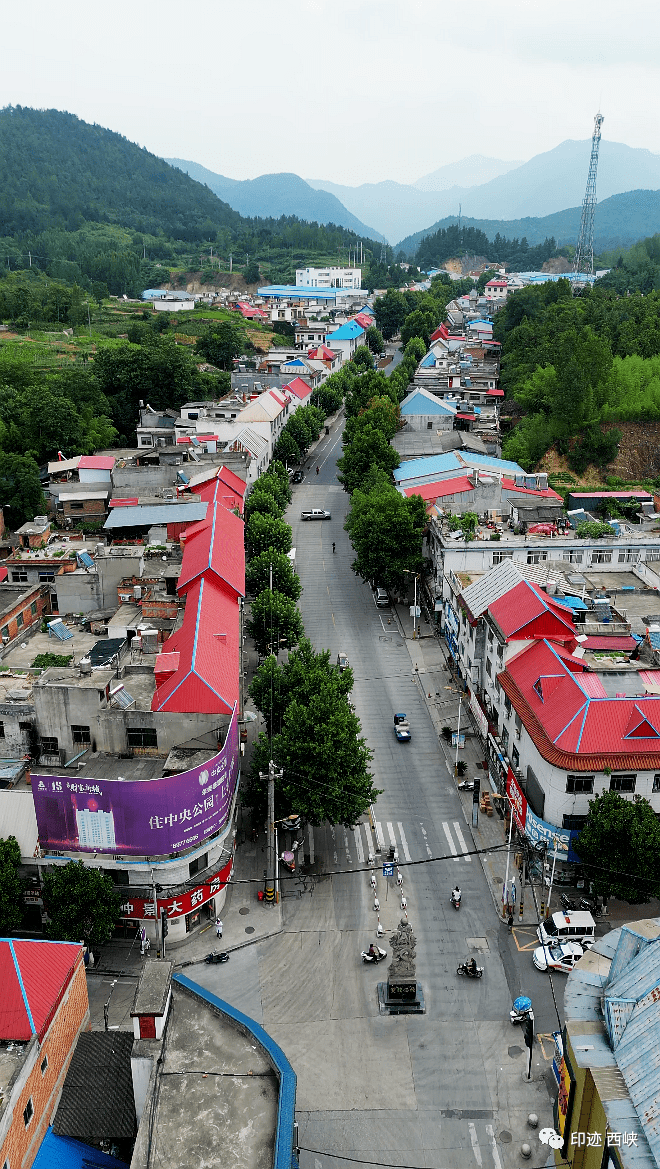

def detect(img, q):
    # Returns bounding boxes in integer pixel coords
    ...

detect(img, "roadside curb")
[176,926,284,968]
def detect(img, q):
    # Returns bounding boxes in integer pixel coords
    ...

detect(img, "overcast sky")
[2,0,659,186]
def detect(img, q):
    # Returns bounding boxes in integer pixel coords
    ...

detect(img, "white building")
[296,267,362,290]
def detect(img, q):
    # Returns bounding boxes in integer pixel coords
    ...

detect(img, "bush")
[576,521,615,539]
[567,426,621,473]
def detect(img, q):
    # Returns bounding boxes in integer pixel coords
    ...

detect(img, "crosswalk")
[322,818,472,868]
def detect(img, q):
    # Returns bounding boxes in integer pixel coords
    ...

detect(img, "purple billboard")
[32,705,239,856]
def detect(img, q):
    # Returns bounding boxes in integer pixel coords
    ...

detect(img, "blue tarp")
[32,1127,125,1169]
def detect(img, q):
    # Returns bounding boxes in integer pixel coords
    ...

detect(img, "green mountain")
[167,158,384,241]
[0,106,376,294]
[396,189,660,262]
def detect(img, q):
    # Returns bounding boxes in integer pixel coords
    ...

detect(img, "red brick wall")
[0,955,90,1169]
[0,588,50,645]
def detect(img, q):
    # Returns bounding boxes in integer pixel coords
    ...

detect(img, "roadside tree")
[365,325,384,354]
[373,288,408,340]
[575,791,660,903]
[0,836,23,935]
[344,466,426,591]
[336,426,400,494]
[246,550,301,603]
[351,345,374,371]
[247,589,305,656]
[42,860,122,945]
[249,639,353,728]
[245,512,292,559]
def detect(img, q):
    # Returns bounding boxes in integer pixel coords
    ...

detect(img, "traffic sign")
[383,862,394,877]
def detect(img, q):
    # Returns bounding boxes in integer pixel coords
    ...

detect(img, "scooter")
[205,951,230,964]
[510,995,534,1025]
[361,946,387,964]
[450,890,462,910]
[457,961,483,978]
[561,893,598,914]
[457,779,475,791]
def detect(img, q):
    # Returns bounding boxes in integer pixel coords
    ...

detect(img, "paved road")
[211,424,558,1169]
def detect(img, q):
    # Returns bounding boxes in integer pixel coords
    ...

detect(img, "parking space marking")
[512,927,538,952]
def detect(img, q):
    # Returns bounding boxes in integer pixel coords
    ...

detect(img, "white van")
[537,911,596,949]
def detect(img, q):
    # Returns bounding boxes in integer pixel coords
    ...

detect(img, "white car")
[533,941,585,973]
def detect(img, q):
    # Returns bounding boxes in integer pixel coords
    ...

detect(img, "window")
[140,436,153,446]
[40,737,58,755]
[646,548,660,561]
[11,570,28,583]
[566,775,594,794]
[565,549,583,564]
[71,725,90,745]
[127,727,158,748]
[1,626,8,641]
[563,814,588,831]
[40,1054,48,1075]
[187,411,199,420]
[16,613,23,629]
[492,550,513,565]
[68,502,84,511]
[527,550,548,564]
[610,774,636,793]
[485,658,492,677]
[592,550,612,564]
[0,723,4,739]
[618,548,637,563]
[39,571,55,582]
[30,601,38,616]
[511,746,519,769]
[23,1098,33,1127]
[488,627,494,645]
[189,851,208,877]
[504,695,512,716]
[654,774,660,793]
[19,722,32,733]
[427,421,433,429]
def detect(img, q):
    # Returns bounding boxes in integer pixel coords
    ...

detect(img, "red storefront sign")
[506,767,527,832]
[120,855,233,921]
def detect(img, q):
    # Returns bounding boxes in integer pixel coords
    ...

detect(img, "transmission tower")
[573,111,604,281]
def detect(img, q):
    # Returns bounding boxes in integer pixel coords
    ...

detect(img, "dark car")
[291,470,304,483]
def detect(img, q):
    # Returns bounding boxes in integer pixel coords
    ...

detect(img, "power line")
[298,1148,571,1169]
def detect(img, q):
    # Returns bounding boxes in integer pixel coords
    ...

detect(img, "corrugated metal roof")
[0,940,82,1041]
[325,320,364,340]
[402,475,474,501]
[400,388,456,416]
[103,503,207,529]
[461,558,524,619]
[582,635,638,652]
[177,501,245,598]
[151,576,238,714]
[393,452,463,483]
[284,376,313,400]
[78,455,115,470]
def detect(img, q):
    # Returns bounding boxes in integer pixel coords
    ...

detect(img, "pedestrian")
[215,918,223,939]
[332,542,336,553]
[316,464,319,475]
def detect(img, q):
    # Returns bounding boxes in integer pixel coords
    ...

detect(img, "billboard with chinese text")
[32,705,239,856]
[120,855,233,921]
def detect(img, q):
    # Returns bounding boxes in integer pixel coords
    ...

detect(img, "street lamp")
[403,569,421,639]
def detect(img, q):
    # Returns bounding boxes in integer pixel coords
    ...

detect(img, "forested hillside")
[496,251,660,473]
[0,106,376,294]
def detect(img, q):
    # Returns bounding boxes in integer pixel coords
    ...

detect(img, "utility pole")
[262,759,282,903]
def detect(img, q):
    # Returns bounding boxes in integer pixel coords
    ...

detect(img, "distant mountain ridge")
[309,140,660,243]
[395,189,660,259]
[166,158,384,241]
[413,154,524,192]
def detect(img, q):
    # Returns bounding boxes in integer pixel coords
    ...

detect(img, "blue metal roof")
[325,320,364,341]
[258,285,348,301]
[400,390,456,417]
[104,503,207,529]
[461,452,526,474]
[393,453,462,483]
[420,352,436,367]
[33,1127,125,1169]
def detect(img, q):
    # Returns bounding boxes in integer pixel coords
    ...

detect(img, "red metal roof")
[569,491,651,500]
[109,498,139,507]
[487,388,504,397]
[354,312,372,328]
[0,939,82,1041]
[307,345,335,360]
[403,476,474,501]
[499,639,660,770]
[78,455,115,470]
[284,376,313,400]
[580,635,638,652]
[489,580,576,643]
[178,502,245,598]
[502,477,563,499]
[152,576,239,714]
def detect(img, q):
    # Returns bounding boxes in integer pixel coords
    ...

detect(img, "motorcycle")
[457,961,483,978]
[510,994,534,1025]
[361,946,387,964]
[450,890,462,911]
[457,779,475,791]
[561,893,598,914]
[205,951,230,964]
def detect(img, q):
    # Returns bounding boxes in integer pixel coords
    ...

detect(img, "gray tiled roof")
[53,1031,137,1142]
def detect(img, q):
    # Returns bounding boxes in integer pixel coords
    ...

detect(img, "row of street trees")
[243,415,379,827]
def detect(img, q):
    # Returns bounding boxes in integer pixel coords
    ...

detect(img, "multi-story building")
[296,266,362,290]
[0,939,90,1169]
